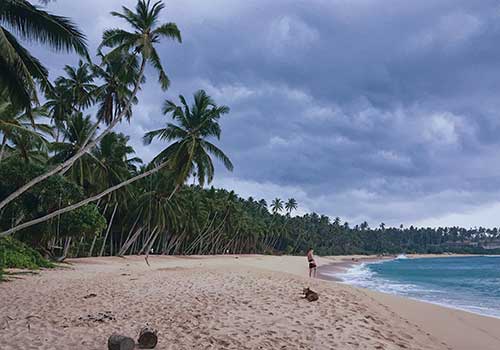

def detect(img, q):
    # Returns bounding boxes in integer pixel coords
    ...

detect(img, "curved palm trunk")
[88,201,108,256]
[0,160,169,238]
[118,227,143,256]
[0,57,147,212]
[0,135,7,162]
[99,202,118,256]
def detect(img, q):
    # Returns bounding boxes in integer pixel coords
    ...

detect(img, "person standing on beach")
[306,248,317,278]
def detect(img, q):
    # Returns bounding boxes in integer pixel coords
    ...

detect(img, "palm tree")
[91,132,142,256]
[257,199,268,214]
[99,0,181,90]
[56,60,96,111]
[0,0,181,213]
[271,198,283,214]
[285,198,297,215]
[0,98,51,162]
[92,132,142,197]
[0,0,88,109]
[143,89,233,196]
[44,79,73,141]
[6,130,50,164]
[0,88,234,238]
[93,52,141,125]
[51,113,98,188]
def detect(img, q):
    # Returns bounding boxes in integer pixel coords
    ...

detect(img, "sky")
[27,0,500,228]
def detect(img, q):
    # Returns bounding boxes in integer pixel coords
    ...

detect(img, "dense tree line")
[1,1,499,264]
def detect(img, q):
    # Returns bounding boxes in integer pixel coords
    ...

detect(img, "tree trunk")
[0,161,169,238]
[0,135,7,163]
[107,334,135,350]
[139,227,158,255]
[138,326,158,349]
[88,234,98,257]
[55,237,72,262]
[0,58,147,212]
[88,202,109,257]
[75,236,84,257]
[99,203,118,257]
[118,227,143,256]
[167,183,180,200]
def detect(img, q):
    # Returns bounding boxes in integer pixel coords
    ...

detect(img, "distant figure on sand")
[306,248,317,278]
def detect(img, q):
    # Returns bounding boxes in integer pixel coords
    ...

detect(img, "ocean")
[334,256,500,318]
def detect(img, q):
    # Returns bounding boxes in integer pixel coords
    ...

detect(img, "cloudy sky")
[30,0,500,227]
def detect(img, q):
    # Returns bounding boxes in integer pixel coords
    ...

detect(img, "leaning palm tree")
[99,0,181,90]
[143,90,233,196]
[0,90,233,238]
[0,0,181,213]
[0,0,88,109]
[92,52,141,125]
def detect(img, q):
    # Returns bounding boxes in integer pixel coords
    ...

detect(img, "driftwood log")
[108,334,135,350]
[138,326,158,348]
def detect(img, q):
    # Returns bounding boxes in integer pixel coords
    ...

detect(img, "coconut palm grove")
[1,0,500,275]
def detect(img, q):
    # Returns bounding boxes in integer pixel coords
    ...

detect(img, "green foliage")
[0,158,106,245]
[59,204,106,238]
[0,0,88,109]
[0,236,52,270]
[143,89,233,187]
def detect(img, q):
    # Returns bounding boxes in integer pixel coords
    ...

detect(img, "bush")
[0,237,53,270]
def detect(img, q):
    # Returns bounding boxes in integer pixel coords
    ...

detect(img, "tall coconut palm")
[92,52,141,125]
[0,0,181,213]
[285,198,297,215]
[57,60,96,111]
[271,198,283,214]
[0,0,88,109]
[99,0,181,90]
[44,79,73,140]
[143,89,233,195]
[0,88,234,238]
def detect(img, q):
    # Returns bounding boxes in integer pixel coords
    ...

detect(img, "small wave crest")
[336,258,500,319]
[337,263,438,296]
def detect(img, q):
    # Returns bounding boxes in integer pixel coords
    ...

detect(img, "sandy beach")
[1,255,500,350]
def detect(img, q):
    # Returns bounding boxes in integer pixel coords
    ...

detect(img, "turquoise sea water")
[334,256,500,318]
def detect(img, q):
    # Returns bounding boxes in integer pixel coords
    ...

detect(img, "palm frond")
[148,47,169,90]
[201,140,234,171]
[153,22,182,42]
[1,0,88,55]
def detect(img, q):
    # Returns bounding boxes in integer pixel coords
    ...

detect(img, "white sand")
[1,255,499,349]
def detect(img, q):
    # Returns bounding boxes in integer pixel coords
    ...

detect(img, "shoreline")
[318,253,482,279]
[318,253,500,320]
[2,254,500,349]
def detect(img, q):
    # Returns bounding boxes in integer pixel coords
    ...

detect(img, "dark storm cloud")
[29,0,500,226]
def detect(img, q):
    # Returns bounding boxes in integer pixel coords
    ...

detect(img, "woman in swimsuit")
[306,248,317,278]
